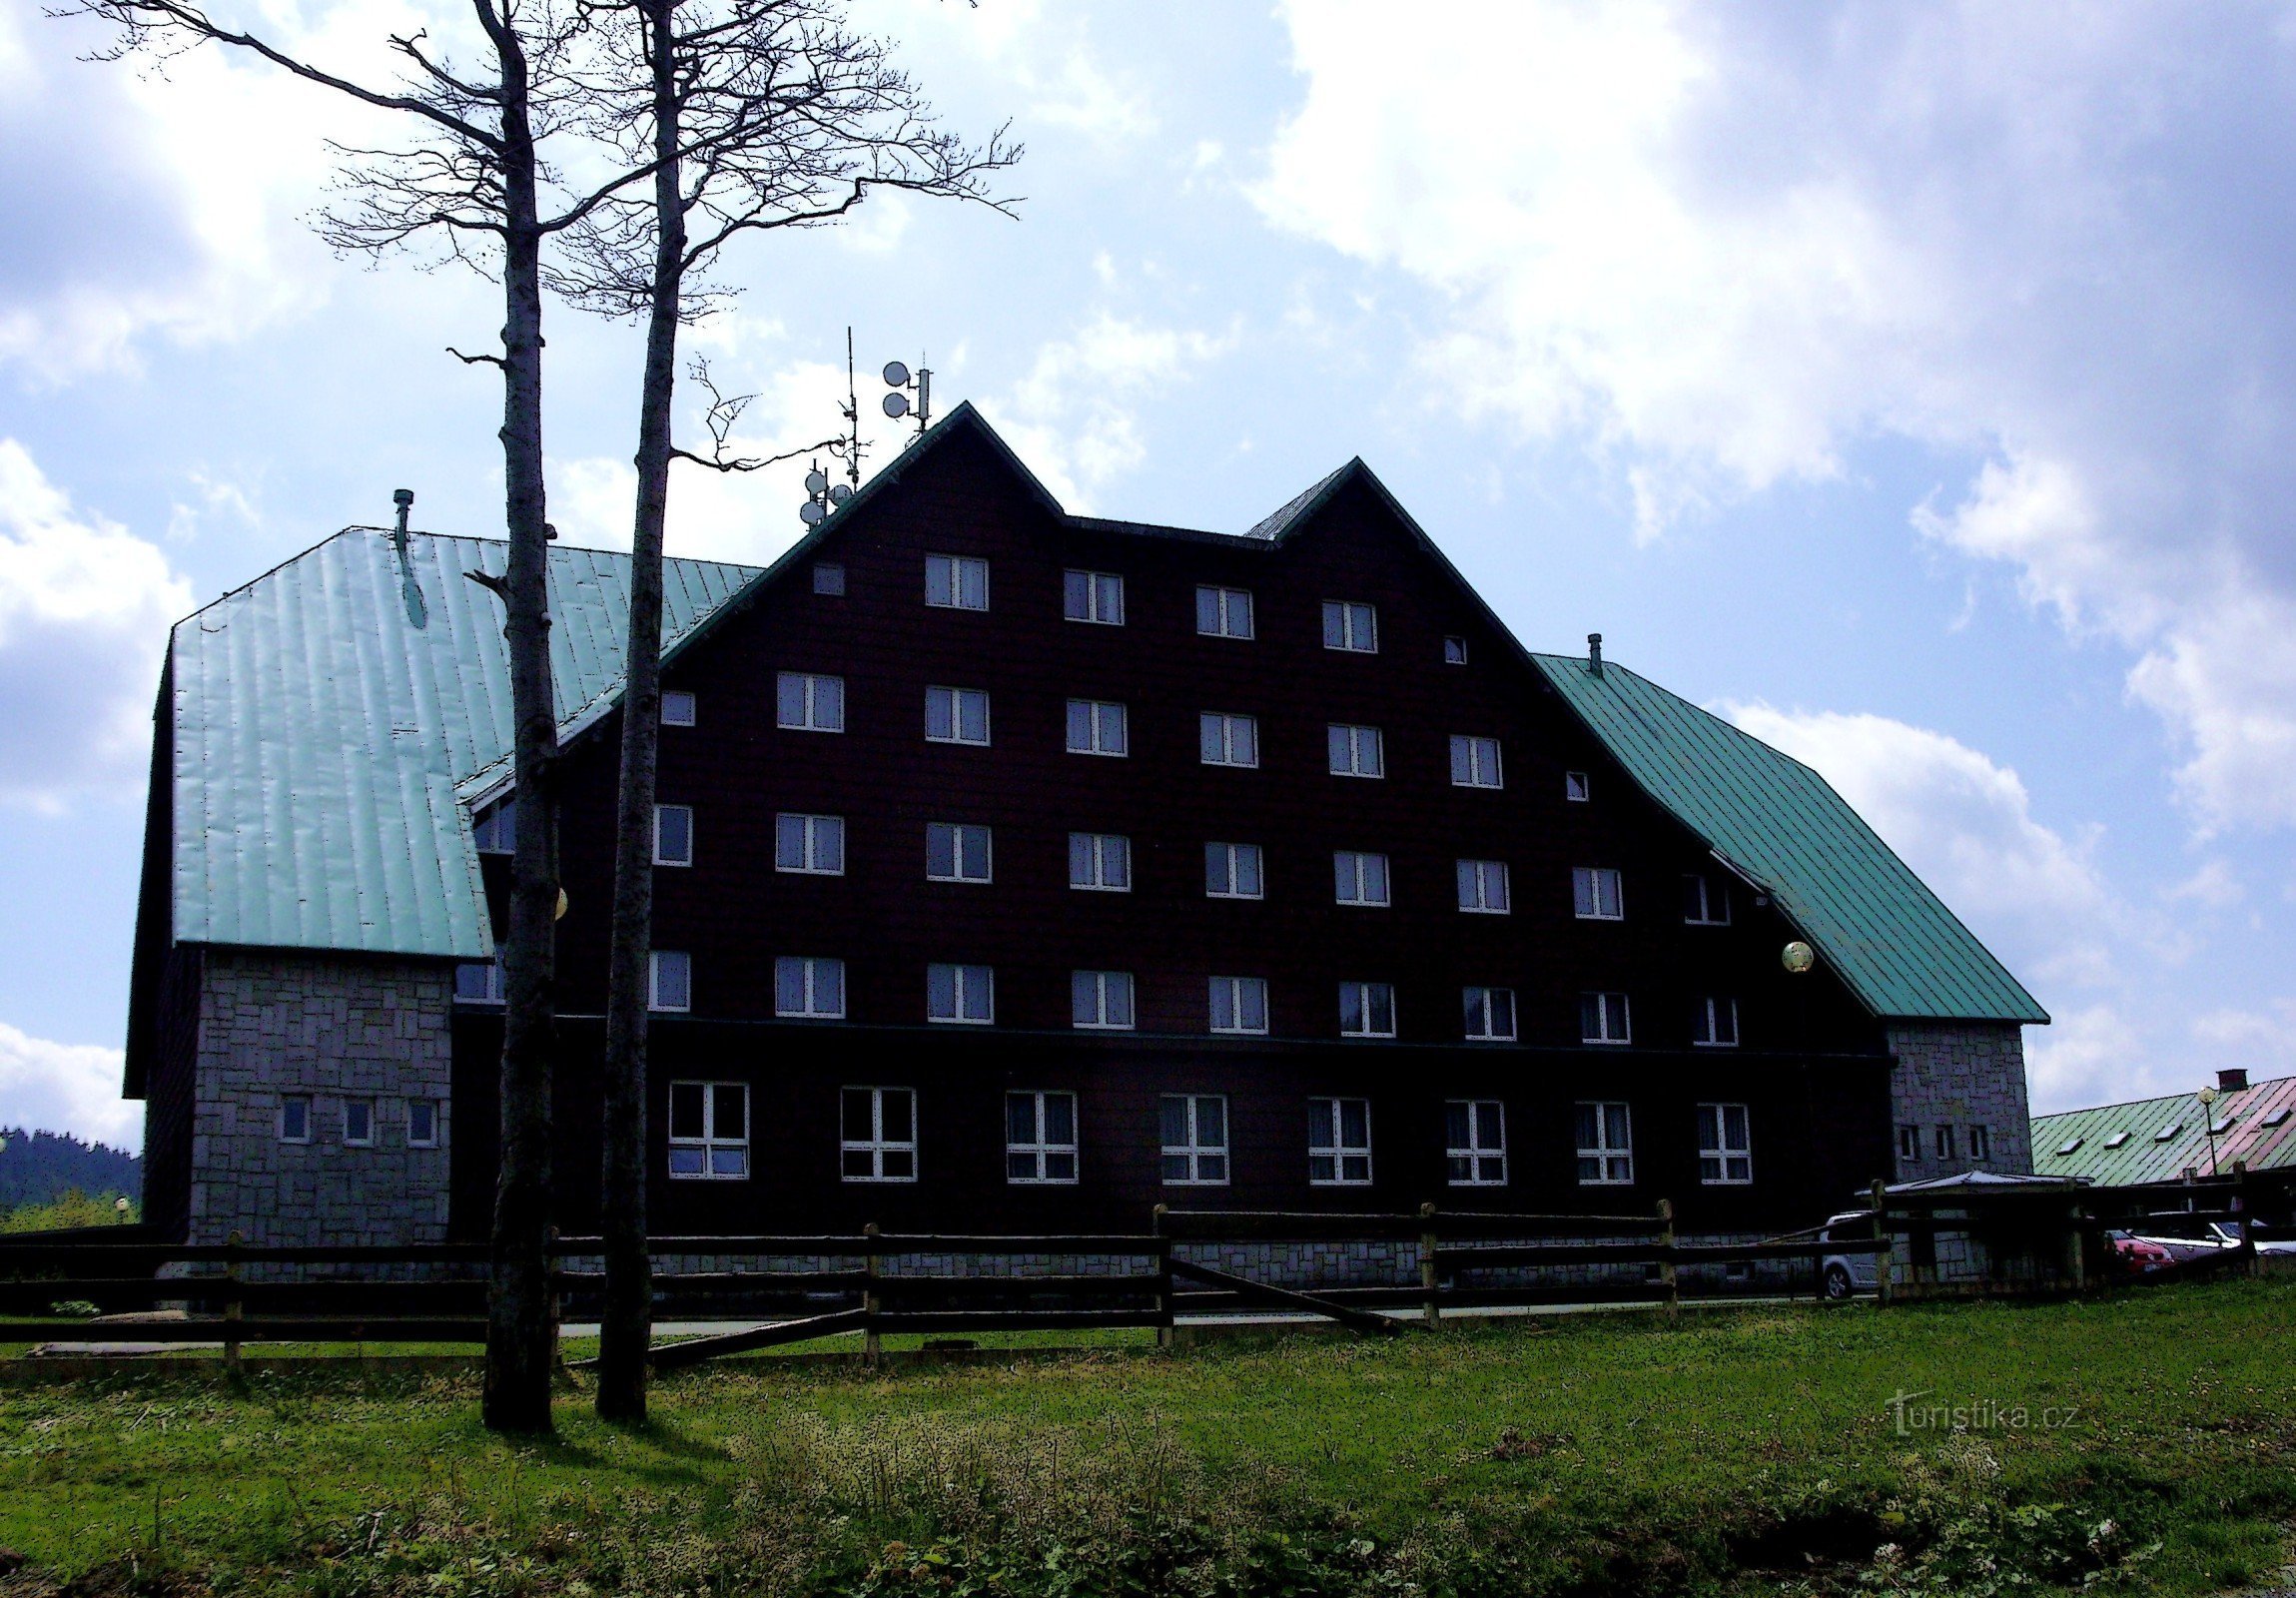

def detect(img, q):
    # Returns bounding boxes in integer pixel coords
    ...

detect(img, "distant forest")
[0,1127,141,1209]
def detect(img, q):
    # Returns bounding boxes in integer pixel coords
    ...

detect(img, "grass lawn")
[1,1280,2291,1596]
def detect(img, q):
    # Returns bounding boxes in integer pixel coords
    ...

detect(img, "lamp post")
[2198,1085,2222,1178]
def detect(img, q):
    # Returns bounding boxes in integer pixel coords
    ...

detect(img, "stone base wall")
[1887,1023,2034,1180]
[188,951,453,1247]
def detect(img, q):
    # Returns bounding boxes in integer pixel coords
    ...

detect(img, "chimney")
[1587,632,1603,675]
[2218,1067,2249,1093]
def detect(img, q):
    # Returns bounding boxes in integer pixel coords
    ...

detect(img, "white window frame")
[407,1099,440,1149]
[1450,734,1503,788]
[774,955,846,1019]
[1693,995,1740,1048]
[1684,874,1731,926]
[925,821,994,884]
[1065,698,1129,757]
[1572,866,1624,920]
[1327,722,1385,778]
[1208,974,1269,1035]
[1064,568,1126,625]
[279,1095,312,1145]
[1006,1091,1080,1185]
[668,1080,749,1181]
[1195,584,1254,639]
[1072,969,1136,1030]
[1069,831,1133,892]
[775,671,845,732]
[1899,1125,1922,1164]
[653,803,694,867]
[660,689,697,728]
[1338,980,1396,1039]
[1199,712,1259,768]
[342,1099,375,1148]
[454,960,504,1005]
[1576,1101,1634,1186]
[1308,1097,1373,1186]
[1463,985,1517,1042]
[1565,770,1591,802]
[812,560,846,595]
[649,949,692,1013]
[1321,599,1378,653]
[925,552,989,610]
[1580,991,1631,1045]
[1333,849,1391,907]
[473,799,516,854]
[1934,1124,1955,1161]
[926,962,994,1024]
[841,1086,917,1183]
[1457,858,1511,914]
[1446,1100,1507,1187]
[1698,1103,1753,1186]
[775,812,846,875]
[1205,841,1265,899]
[925,684,992,746]
[1159,1094,1229,1186]
[1443,635,1469,665]
[1969,1124,1992,1162]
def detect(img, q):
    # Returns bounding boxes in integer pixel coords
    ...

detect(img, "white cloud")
[995,312,1233,508]
[2024,1005,2147,1114]
[1257,2,2296,831]
[0,440,194,812]
[0,1020,137,1149]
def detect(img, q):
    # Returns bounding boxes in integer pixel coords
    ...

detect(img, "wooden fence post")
[1419,1201,1440,1328]
[223,1228,244,1377]
[545,1225,562,1369]
[862,1222,882,1364]
[1152,1203,1172,1348]
[1656,1198,1678,1315]
[2232,1163,2257,1276]
[1871,1180,1893,1307]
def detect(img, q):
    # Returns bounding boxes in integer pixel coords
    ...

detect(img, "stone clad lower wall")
[1886,1022,2034,1179]
[188,951,453,1247]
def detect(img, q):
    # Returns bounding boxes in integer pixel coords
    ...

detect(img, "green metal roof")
[169,528,756,960]
[2031,1075,2296,1185]
[1533,655,2048,1025]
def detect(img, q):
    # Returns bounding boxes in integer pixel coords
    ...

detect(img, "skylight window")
[2263,1109,2292,1129]
[2153,1122,2184,1143]
[2103,1131,2130,1149]
[2054,1137,2083,1157]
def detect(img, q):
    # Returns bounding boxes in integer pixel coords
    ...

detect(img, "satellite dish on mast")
[883,392,910,419]
[883,361,911,388]
[799,500,827,525]
[804,467,829,495]
[828,483,852,503]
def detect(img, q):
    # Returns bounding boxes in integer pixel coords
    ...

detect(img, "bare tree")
[56,0,665,1434]
[550,0,1018,1423]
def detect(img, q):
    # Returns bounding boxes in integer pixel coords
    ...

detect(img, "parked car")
[2106,1229,2173,1273]
[2128,1214,2255,1261]
[1819,1210,1883,1299]
[2192,1218,2296,1255]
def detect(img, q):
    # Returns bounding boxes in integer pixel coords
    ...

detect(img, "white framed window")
[1572,866,1624,920]
[925,684,992,745]
[1693,996,1739,1048]
[1205,841,1265,899]
[1969,1125,1991,1161]
[1327,722,1384,778]
[812,560,846,595]
[1463,986,1516,1041]
[407,1099,440,1149]
[1450,735,1503,788]
[1899,1125,1922,1164]
[1208,975,1268,1034]
[669,1080,749,1180]
[343,1099,375,1147]
[1934,1125,1955,1161]
[1308,1097,1372,1186]
[1064,569,1125,625]
[1199,712,1259,767]
[841,1086,916,1182]
[1160,1094,1228,1186]
[653,803,694,867]
[776,671,845,731]
[1580,991,1631,1045]
[1446,1100,1506,1186]
[1322,599,1378,652]
[1069,831,1132,891]
[775,955,846,1019]
[1196,585,1254,639]
[649,949,692,1013]
[1565,770,1591,802]
[1072,969,1136,1030]
[1684,874,1730,926]
[927,962,994,1024]
[1338,980,1395,1038]
[775,812,845,875]
[1333,849,1390,907]
[1457,859,1511,914]
[925,552,989,610]
[660,689,696,728]
[1576,1101,1633,1185]
[1065,698,1129,756]
[1443,635,1469,665]
[1007,1091,1079,1184]
[1694,1102,1754,1186]
[473,799,516,854]
[454,960,504,1005]
[279,1095,312,1145]
[926,821,993,883]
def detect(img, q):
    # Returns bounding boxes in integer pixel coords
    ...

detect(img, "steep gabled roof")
[2031,1075,2296,1185]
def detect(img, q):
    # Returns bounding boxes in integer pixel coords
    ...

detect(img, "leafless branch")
[670,357,836,472]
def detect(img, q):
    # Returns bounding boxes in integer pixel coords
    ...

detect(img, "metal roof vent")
[2219,1067,2249,1092]
[1587,632,1603,675]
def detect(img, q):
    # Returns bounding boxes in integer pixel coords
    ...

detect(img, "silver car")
[1819,1209,1883,1300]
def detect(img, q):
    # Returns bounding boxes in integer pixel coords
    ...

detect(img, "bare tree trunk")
[595,0,684,1426]
[484,23,562,1437]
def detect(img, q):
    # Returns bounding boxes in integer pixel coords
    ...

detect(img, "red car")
[2107,1230,2173,1273]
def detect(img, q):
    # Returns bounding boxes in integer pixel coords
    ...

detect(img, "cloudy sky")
[6,0,2295,1147]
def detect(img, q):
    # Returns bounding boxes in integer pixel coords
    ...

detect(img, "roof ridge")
[2031,1075,2292,1121]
